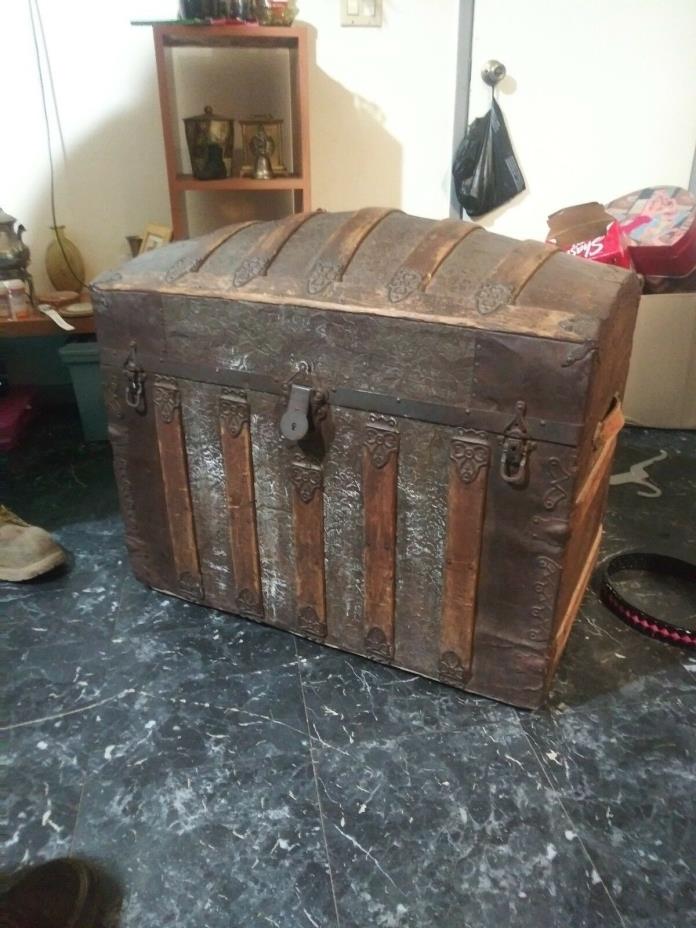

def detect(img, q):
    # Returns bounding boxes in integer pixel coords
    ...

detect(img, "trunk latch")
[280,362,329,444]
[500,400,535,485]
[280,383,313,441]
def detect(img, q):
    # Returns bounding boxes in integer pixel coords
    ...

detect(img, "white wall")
[2,0,694,294]
[467,0,696,240]
[301,0,459,218]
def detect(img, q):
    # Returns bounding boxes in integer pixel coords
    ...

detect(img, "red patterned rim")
[599,552,696,649]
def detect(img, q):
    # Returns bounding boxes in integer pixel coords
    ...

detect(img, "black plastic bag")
[452,98,525,218]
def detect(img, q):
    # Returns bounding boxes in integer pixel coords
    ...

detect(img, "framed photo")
[139,224,172,254]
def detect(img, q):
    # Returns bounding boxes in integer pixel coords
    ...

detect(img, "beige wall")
[2,0,694,293]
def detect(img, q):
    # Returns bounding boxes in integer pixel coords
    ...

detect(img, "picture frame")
[139,224,172,254]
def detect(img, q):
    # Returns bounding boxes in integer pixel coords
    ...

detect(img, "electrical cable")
[27,0,87,291]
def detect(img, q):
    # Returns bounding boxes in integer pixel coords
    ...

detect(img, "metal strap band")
[387,220,482,303]
[474,240,560,315]
[307,207,399,294]
[100,348,583,447]
[233,211,323,287]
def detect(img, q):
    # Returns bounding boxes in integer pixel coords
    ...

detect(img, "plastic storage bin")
[58,337,108,441]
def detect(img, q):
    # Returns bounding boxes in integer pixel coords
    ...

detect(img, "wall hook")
[481,60,506,87]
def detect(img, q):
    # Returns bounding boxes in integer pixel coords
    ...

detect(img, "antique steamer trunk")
[92,209,641,708]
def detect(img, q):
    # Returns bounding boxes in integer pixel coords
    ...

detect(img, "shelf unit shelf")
[174,173,307,192]
[151,22,311,239]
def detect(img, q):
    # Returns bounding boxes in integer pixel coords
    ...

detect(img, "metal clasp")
[280,362,329,443]
[123,341,146,414]
[500,400,534,485]
[280,383,313,441]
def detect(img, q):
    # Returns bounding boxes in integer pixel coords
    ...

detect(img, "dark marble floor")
[1,409,694,928]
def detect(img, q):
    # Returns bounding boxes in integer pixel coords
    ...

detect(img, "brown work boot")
[0,505,65,581]
[0,858,99,928]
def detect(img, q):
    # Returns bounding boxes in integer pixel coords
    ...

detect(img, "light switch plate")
[341,0,382,27]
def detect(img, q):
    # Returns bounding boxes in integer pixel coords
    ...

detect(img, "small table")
[0,309,95,338]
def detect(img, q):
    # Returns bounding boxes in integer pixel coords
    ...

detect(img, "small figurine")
[250,125,275,180]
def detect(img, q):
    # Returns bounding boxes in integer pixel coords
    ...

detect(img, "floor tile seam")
[131,687,310,739]
[515,714,629,928]
[294,638,342,928]
[302,714,521,756]
[68,778,88,857]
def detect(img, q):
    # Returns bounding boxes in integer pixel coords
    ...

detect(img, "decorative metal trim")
[233,256,269,288]
[219,391,250,437]
[164,255,201,283]
[529,515,569,550]
[475,282,513,315]
[105,372,123,420]
[289,457,323,503]
[178,571,203,600]
[529,555,561,641]
[307,259,342,295]
[365,626,393,660]
[297,606,327,639]
[364,414,399,469]
[387,267,423,303]
[153,376,180,424]
[94,269,123,287]
[559,315,599,341]
[122,342,146,414]
[543,457,574,511]
[100,346,584,448]
[562,340,598,368]
[438,650,468,687]
[450,428,490,483]
[112,441,149,576]
[237,587,263,616]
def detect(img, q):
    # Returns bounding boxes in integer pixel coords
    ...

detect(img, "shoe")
[0,505,66,581]
[0,858,99,928]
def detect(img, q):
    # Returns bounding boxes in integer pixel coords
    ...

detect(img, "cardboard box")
[623,293,696,429]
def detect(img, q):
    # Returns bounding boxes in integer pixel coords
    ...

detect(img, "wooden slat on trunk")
[153,375,202,598]
[178,381,235,611]
[220,391,263,616]
[362,415,399,660]
[290,457,327,638]
[249,392,296,628]
[439,429,491,686]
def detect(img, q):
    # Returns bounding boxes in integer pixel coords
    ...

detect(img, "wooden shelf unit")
[152,23,311,240]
